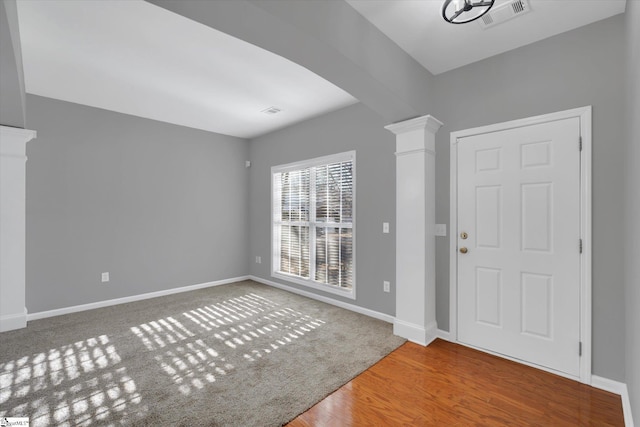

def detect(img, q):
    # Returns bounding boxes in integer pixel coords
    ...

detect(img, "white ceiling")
[16,0,358,139]
[346,0,627,75]
[16,0,627,138]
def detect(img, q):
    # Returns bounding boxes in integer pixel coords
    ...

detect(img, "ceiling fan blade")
[471,1,494,7]
[449,9,464,21]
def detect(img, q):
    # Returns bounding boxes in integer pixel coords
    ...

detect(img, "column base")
[393,319,438,346]
[0,307,27,332]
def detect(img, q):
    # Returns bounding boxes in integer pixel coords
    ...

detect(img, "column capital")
[0,126,37,158]
[384,114,443,136]
[385,115,443,157]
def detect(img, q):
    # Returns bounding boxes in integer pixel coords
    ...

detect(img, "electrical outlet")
[101,272,109,282]
[383,280,390,293]
[383,222,390,233]
[255,256,261,264]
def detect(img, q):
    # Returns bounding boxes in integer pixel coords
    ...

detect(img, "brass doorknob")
[459,247,468,254]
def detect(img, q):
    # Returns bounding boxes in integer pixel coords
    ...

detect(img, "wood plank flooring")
[287,339,624,426]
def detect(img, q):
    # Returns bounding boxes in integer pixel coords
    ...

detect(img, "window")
[272,151,355,298]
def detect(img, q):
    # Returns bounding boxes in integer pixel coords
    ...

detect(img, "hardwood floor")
[287,339,624,426]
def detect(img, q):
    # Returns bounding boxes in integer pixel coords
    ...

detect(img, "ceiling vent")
[478,0,531,29]
[261,106,282,115]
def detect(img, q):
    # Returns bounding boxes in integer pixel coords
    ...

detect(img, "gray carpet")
[0,280,405,426]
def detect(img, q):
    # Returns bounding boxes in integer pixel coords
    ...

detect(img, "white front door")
[456,117,581,377]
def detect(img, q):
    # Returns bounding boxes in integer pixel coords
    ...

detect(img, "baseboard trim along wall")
[591,376,635,427]
[393,319,438,347]
[248,275,395,324]
[0,308,28,332]
[436,328,452,342]
[27,276,250,322]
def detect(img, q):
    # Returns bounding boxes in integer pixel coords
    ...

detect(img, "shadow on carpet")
[0,280,405,426]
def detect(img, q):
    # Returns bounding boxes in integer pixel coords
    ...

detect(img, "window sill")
[272,272,356,300]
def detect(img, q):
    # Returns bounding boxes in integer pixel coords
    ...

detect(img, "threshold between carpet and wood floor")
[0,280,405,426]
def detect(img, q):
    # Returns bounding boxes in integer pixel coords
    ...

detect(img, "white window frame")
[271,151,356,299]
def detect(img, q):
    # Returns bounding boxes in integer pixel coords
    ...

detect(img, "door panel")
[475,267,502,327]
[457,117,581,377]
[521,182,552,252]
[476,185,501,248]
[521,272,552,338]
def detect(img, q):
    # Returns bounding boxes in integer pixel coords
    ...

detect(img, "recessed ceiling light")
[261,106,282,115]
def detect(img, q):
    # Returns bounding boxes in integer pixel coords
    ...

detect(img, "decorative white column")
[1,126,36,332]
[385,115,442,346]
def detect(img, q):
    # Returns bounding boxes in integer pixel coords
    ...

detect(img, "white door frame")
[448,106,592,384]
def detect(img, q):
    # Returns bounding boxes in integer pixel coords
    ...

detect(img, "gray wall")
[26,95,250,313]
[624,0,640,419]
[248,103,396,316]
[248,0,435,119]
[431,15,626,381]
[0,0,26,128]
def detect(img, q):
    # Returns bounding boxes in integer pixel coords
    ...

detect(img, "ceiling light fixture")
[261,106,282,115]
[442,0,495,24]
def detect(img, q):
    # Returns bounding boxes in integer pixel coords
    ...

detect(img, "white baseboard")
[592,375,628,395]
[622,391,636,427]
[425,321,438,346]
[591,376,634,427]
[437,328,452,342]
[248,275,395,324]
[0,308,27,332]
[393,319,437,346]
[393,319,425,345]
[27,276,250,322]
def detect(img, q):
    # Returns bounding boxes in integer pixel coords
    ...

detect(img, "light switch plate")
[383,222,390,233]
[435,224,447,237]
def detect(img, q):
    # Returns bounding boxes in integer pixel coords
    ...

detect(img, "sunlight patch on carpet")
[0,335,147,426]
[132,318,233,396]
[0,281,405,425]
[130,293,327,396]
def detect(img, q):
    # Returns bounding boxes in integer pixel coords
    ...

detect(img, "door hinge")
[579,136,582,151]
[579,238,583,254]
[579,341,582,356]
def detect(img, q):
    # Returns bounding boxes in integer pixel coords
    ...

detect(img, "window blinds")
[273,153,354,292]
